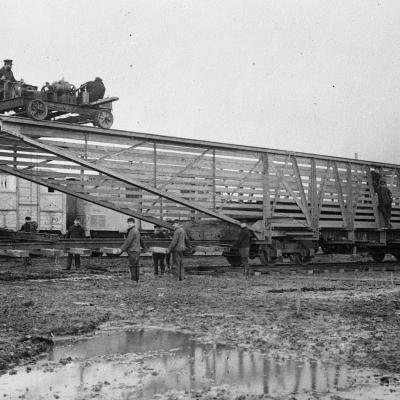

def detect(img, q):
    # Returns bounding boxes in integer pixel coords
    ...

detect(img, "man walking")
[168,221,191,281]
[234,222,252,279]
[120,218,147,282]
[65,217,86,270]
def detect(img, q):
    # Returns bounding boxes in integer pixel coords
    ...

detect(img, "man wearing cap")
[119,218,148,283]
[168,221,191,281]
[0,59,17,100]
[234,222,252,279]
[65,217,86,270]
[19,216,38,267]
[0,59,16,82]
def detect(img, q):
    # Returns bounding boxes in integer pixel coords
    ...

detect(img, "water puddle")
[0,328,397,399]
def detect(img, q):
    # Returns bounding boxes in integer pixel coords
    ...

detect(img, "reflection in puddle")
[1,329,348,399]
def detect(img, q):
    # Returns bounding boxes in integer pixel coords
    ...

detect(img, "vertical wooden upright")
[309,158,318,230]
[262,153,272,243]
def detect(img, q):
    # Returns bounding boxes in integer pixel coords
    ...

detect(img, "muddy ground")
[1,254,400,399]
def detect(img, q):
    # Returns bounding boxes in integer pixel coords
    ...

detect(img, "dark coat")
[20,221,38,232]
[169,227,190,252]
[0,67,16,82]
[85,79,105,102]
[66,224,85,239]
[377,186,392,206]
[121,226,146,253]
[235,227,251,249]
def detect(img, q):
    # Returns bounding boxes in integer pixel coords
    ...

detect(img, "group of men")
[119,218,191,282]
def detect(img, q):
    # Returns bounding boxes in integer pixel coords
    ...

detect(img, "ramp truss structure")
[0,116,399,244]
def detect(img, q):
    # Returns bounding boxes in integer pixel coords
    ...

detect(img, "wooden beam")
[309,158,318,229]
[93,140,147,164]
[291,155,312,226]
[217,158,262,210]
[2,116,399,169]
[332,161,349,228]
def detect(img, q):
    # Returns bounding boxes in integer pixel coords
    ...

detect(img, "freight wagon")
[0,174,152,236]
[0,174,65,232]
[0,116,399,266]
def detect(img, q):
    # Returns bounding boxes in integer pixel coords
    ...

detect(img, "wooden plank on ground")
[67,248,92,255]
[5,250,30,258]
[40,248,66,257]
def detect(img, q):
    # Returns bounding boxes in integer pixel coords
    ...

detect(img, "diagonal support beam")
[291,155,312,225]
[0,163,173,229]
[332,161,349,228]
[93,140,148,164]
[0,126,240,226]
[217,158,262,210]
[144,148,210,213]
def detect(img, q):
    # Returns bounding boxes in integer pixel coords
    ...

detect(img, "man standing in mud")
[168,221,191,281]
[119,218,148,282]
[20,216,38,267]
[65,217,86,270]
[234,222,251,279]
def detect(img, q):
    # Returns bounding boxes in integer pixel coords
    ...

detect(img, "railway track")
[187,260,400,274]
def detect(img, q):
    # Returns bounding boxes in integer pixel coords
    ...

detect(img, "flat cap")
[3,59,13,64]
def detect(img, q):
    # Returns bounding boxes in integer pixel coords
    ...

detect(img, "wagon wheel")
[224,255,242,267]
[369,251,385,262]
[289,252,313,266]
[93,109,113,129]
[26,99,48,120]
[258,249,277,266]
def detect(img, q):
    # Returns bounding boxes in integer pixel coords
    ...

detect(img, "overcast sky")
[1,0,400,164]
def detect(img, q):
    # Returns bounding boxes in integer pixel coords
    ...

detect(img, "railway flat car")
[0,116,399,266]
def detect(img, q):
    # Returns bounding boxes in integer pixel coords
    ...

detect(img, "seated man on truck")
[81,77,106,103]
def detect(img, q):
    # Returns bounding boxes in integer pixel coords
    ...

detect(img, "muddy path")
[1,256,400,396]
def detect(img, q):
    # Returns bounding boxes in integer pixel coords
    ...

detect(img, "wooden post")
[262,153,272,243]
[14,145,19,229]
[296,281,302,315]
[310,158,318,230]
[212,149,216,211]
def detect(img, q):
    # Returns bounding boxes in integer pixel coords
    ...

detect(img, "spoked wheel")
[26,99,48,120]
[289,253,313,266]
[391,251,400,262]
[93,110,113,129]
[258,249,277,266]
[289,253,304,265]
[224,255,242,267]
[370,251,385,262]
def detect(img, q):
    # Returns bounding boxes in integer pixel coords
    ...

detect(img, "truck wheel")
[93,110,113,129]
[26,99,48,120]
